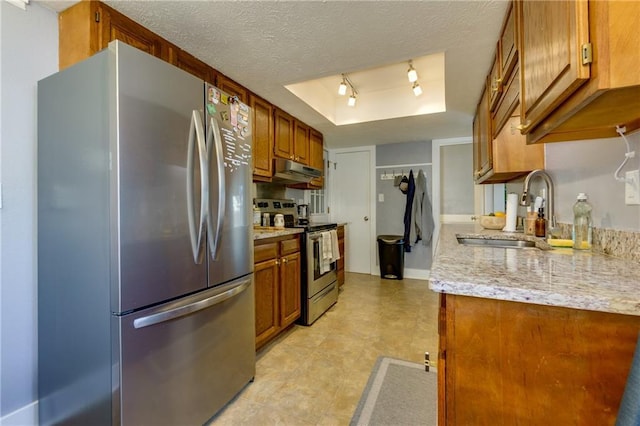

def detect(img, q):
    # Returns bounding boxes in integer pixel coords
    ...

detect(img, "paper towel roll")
[504,192,518,232]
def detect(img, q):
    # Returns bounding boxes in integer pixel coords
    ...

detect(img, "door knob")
[364,216,369,221]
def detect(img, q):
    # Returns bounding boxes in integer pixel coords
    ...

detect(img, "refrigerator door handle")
[186,110,208,264]
[133,277,251,329]
[206,116,226,261]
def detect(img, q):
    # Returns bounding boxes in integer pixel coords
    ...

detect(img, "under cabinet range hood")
[273,158,322,183]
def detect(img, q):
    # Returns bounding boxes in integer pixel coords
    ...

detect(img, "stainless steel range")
[254,198,338,325]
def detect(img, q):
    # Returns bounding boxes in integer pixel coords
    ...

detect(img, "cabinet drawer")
[280,237,300,256]
[254,242,278,263]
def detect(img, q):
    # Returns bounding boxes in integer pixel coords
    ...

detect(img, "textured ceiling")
[48,0,510,148]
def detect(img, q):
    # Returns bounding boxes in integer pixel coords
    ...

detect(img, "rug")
[350,356,437,426]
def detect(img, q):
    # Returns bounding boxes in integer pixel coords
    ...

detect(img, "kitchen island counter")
[429,223,640,316]
[430,223,640,425]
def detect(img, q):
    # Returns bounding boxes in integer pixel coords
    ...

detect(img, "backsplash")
[556,223,640,263]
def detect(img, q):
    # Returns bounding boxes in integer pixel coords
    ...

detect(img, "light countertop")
[428,224,640,316]
[253,227,304,240]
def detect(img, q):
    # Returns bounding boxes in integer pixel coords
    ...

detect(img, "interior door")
[331,149,373,274]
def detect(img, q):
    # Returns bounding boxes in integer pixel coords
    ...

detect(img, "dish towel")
[330,229,341,261]
[320,231,333,274]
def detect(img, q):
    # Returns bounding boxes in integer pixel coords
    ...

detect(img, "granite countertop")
[253,226,304,240]
[428,223,640,316]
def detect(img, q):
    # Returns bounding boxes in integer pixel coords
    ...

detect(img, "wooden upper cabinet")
[217,74,248,103]
[172,49,216,84]
[525,0,640,143]
[59,1,169,69]
[293,120,310,165]
[250,94,274,181]
[308,129,324,188]
[309,129,324,172]
[518,0,590,133]
[99,4,167,60]
[273,108,295,160]
[473,87,491,182]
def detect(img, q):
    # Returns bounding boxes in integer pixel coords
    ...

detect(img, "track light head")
[412,81,422,96]
[338,75,348,96]
[407,60,418,83]
[348,94,357,107]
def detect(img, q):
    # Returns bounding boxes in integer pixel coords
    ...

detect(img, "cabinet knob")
[282,258,287,264]
[275,260,280,266]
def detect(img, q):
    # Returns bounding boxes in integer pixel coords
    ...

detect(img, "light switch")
[378,193,384,202]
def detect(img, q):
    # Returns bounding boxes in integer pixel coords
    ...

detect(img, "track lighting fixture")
[407,60,418,83]
[338,74,348,96]
[338,74,358,107]
[412,81,423,96]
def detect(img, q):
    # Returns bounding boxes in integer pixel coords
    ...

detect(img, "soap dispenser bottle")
[535,207,546,238]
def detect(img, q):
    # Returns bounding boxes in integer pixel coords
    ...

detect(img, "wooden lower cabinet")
[438,293,640,425]
[254,235,301,349]
[336,225,346,286]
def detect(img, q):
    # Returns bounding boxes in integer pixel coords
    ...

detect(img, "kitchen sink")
[456,237,538,249]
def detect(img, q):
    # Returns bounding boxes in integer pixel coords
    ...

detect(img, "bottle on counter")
[535,207,546,238]
[572,193,592,250]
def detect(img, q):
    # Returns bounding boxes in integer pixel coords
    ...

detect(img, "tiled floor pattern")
[211,272,439,425]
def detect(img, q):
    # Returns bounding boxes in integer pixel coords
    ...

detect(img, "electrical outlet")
[625,170,640,205]
[378,193,385,202]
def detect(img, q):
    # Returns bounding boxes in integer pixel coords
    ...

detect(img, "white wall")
[0,2,58,423]
[506,133,640,231]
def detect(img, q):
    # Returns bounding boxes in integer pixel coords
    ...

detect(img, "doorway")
[329,147,375,274]
[431,137,481,250]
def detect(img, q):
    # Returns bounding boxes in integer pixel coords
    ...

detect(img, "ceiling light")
[348,93,357,107]
[407,60,418,83]
[412,82,423,96]
[338,74,348,96]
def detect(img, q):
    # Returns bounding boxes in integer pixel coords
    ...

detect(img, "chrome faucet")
[521,169,557,235]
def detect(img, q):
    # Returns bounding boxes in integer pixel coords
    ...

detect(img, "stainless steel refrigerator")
[37,41,255,425]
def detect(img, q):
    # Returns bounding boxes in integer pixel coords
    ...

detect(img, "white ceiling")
[43,0,510,149]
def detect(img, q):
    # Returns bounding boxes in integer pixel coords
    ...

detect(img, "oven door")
[306,230,338,297]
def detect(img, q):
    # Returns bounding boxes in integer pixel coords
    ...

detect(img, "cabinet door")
[518,0,590,133]
[308,129,324,188]
[488,52,502,112]
[217,74,248,103]
[98,4,166,61]
[473,87,491,182]
[500,2,517,82]
[274,108,294,160]
[279,252,301,328]
[293,121,310,164]
[173,49,215,84]
[254,259,280,349]
[250,95,274,180]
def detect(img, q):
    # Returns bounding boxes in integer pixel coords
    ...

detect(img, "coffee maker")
[297,204,309,225]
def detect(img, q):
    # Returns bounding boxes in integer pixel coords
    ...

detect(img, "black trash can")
[377,235,405,280]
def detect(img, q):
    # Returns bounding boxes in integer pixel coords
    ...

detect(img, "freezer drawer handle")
[206,117,226,261]
[186,110,208,264]
[133,278,251,329]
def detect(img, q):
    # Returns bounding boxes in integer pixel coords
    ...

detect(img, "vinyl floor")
[211,272,439,425]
